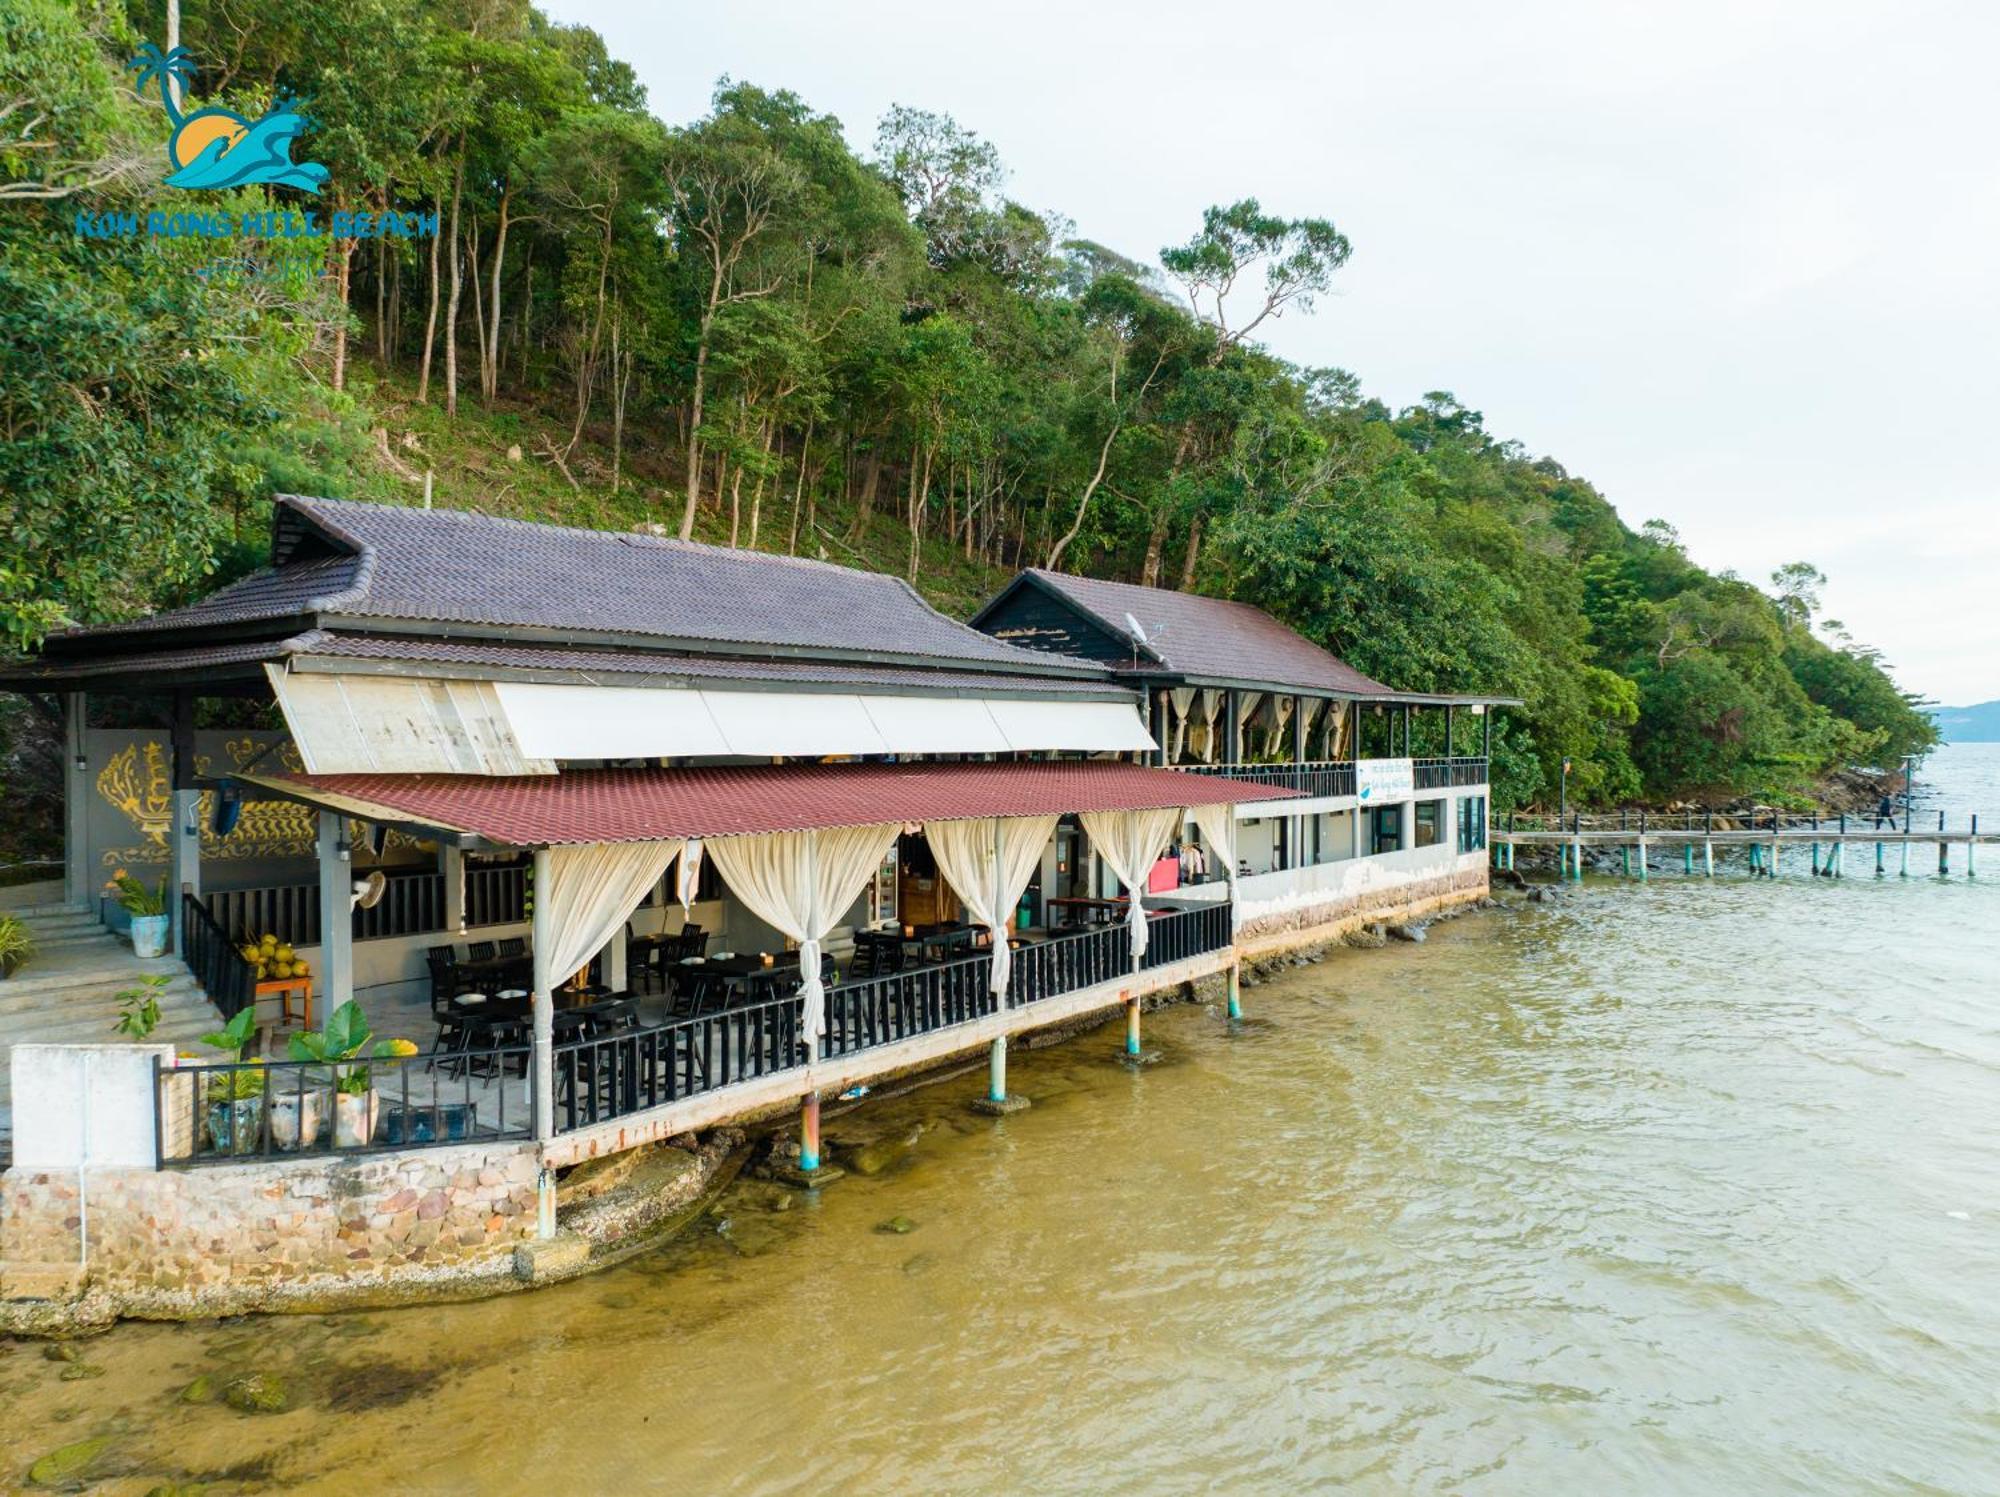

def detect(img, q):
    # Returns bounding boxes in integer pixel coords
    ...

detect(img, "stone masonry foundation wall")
[1,1140,540,1331]
[1238,864,1490,957]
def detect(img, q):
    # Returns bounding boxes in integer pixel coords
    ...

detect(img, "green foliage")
[104,869,167,916]
[287,999,413,1094]
[113,971,169,1038]
[0,0,1935,821]
[0,913,34,975]
[199,1005,258,1061]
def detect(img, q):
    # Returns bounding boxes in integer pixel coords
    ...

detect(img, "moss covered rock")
[220,1372,288,1414]
[27,1435,112,1485]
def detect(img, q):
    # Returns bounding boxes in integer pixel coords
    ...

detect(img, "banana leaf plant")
[198,1006,263,1101]
[287,1000,416,1095]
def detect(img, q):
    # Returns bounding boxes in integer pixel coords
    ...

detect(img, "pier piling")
[799,1092,822,1172]
[1226,962,1243,1022]
[1125,999,1142,1056]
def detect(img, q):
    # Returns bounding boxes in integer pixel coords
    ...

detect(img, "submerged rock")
[179,1374,216,1405]
[41,1342,78,1364]
[27,1435,112,1485]
[838,1124,922,1177]
[220,1372,288,1414]
[1386,923,1427,943]
[874,1215,917,1235]
[56,1361,105,1381]
[1343,925,1388,949]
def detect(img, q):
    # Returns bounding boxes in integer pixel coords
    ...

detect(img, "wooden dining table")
[676,953,799,1008]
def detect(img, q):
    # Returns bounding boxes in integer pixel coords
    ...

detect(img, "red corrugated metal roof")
[253,760,1297,845]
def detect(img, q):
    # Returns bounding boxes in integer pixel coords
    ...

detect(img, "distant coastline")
[1933,700,2000,742]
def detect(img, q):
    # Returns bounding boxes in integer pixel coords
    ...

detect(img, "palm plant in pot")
[106,870,170,957]
[198,1007,266,1156]
[288,1001,418,1148]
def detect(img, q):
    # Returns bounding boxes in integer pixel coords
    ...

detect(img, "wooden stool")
[258,976,313,1031]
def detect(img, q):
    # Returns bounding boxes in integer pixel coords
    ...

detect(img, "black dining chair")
[425,945,460,1014]
[466,939,497,963]
[497,936,527,959]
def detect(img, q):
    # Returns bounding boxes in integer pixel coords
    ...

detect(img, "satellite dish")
[1124,611,1149,645]
[351,871,388,911]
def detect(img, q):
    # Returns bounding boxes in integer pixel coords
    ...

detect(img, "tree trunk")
[417,191,442,402]
[466,218,486,406]
[907,442,933,583]
[787,417,813,555]
[328,234,353,392]
[443,153,465,418]
[678,266,726,540]
[483,186,510,403]
[1139,509,1170,588]
[374,231,388,363]
[387,240,401,368]
[516,248,533,388]
[851,447,882,533]
[1178,516,1203,591]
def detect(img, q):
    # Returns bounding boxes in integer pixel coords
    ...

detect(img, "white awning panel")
[860,695,1012,754]
[495,681,729,760]
[701,689,887,757]
[267,666,551,775]
[989,697,1157,753]
[276,671,1156,767]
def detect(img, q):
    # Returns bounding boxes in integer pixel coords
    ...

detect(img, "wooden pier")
[1493,812,1997,880]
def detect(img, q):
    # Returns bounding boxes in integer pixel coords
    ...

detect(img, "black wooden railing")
[466,863,529,928]
[202,863,530,946]
[553,992,802,1132]
[550,905,1235,1135]
[1140,901,1232,970]
[180,892,256,1021]
[1413,756,1489,789]
[1177,760,1359,797]
[824,952,998,1058]
[158,1046,534,1167]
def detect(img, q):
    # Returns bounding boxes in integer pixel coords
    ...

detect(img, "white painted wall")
[11,1043,173,1168]
[1231,843,1485,925]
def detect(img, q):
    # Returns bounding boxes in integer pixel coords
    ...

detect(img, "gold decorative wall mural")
[92,733,426,873]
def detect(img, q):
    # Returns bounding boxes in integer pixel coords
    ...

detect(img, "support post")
[316,810,354,1016]
[1876,840,1885,876]
[529,845,555,1234]
[1900,838,1910,878]
[1684,843,1694,876]
[1939,815,1949,877]
[1970,815,1978,878]
[1622,844,1631,878]
[1636,838,1648,882]
[1571,836,1583,883]
[169,692,201,957]
[1125,998,1141,1056]
[1704,839,1714,878]
[988,1036,1007,1102]
[799,1091,822,1172]
[1226,961,1242,1022]
[1768,838,1779,878]
[442,844,466,933]
[63,692,89,909]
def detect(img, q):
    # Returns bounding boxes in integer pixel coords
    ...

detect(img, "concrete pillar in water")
[970,1035,1031,1115]
[799,1091,822,1171]
[1811,842,1821,877]
[1636,839,1648,882]
[1749,843,1760,876]
[1704,840,1715,878]
[1125,999,1142,1056]
[1970,816,1979,878]
[1876,841,1885,877]
[1571,838,1584,882]
[1226,962,1243,1021]
[1901,838,1910,878]
[1684,843,1694,876]
[1622,844,1631,877]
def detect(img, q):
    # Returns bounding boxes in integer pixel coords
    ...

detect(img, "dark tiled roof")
[293,633,1132,698]
[259,759,1296,844]
[992,570,1395,697]
[45,498,1104,682]
[53,499,1099,680]
[0,635,310,687]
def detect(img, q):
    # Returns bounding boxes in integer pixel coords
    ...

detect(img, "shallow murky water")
[5,747,1998,1494]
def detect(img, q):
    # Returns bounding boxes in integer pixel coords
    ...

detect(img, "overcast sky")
[547,0,1999,705]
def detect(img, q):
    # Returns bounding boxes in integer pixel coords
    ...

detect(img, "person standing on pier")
[1873,793,1898,831]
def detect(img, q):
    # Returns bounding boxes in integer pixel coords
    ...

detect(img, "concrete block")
[768,1161,846,1189]
[512,1232,590,1282]
[969,1094,1031,1116]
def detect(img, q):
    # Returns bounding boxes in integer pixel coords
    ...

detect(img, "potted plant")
[287,1001,418,1148]
[105,870,170,958]
[197,1007,265,1156]
[0,914,33,978]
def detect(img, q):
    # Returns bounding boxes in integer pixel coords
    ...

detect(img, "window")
[1457,795,1488,854]
[1371,804,1403,856]
[1414,799,1443,848]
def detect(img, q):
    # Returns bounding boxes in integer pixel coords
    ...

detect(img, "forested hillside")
[1,0,1936,818]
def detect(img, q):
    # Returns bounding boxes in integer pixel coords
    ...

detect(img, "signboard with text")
[1356,757,1415,803]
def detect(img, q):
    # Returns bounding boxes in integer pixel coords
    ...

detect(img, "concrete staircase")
[0,901,225,1158]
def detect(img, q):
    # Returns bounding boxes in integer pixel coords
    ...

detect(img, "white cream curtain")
[1295,698,1322,761]
[676,838,705,913]
[924,814,1060,999]
[1168,687,1197,761]
[705,823,901,1055]
[1233,691,1264,763]
[1261,695,1296,758]
[1198,688,1224,763]
[532,840,685,997]
[1191,803,1240,928]
[1080,807,1186,962]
